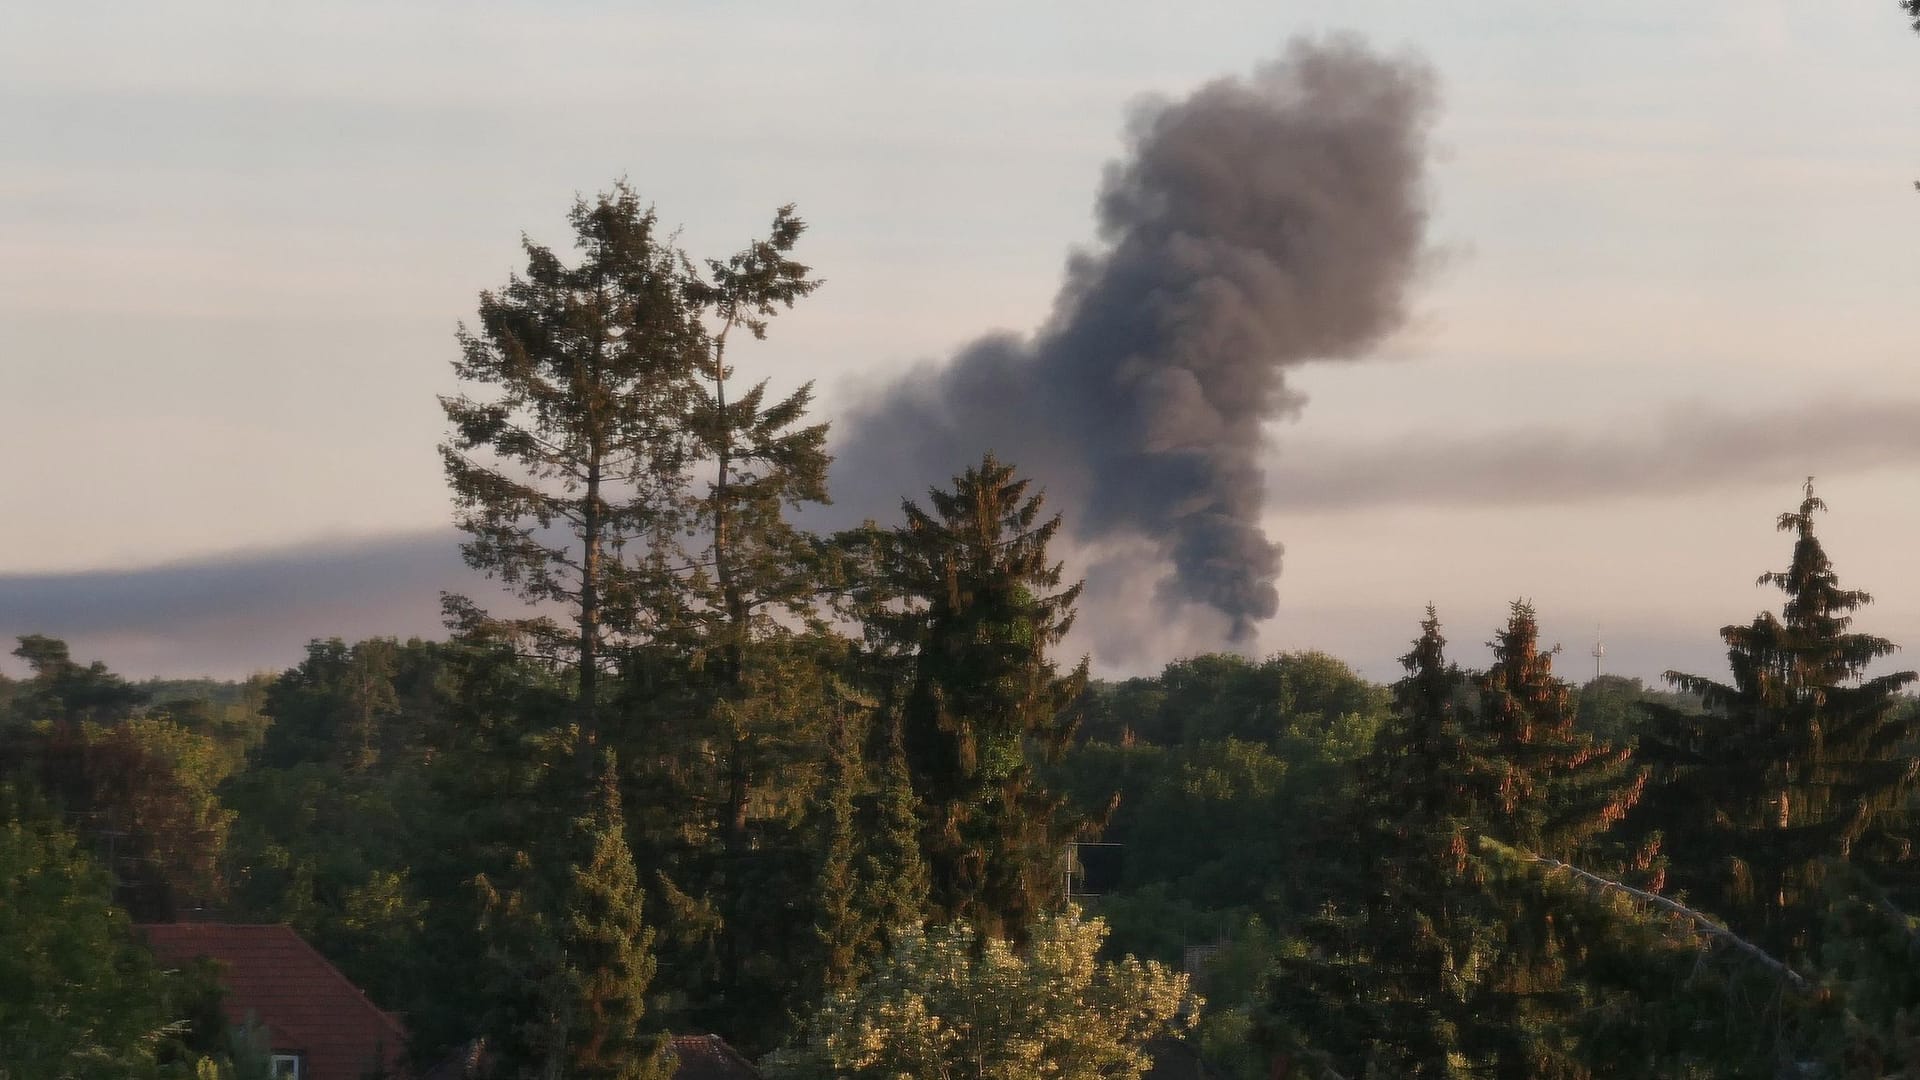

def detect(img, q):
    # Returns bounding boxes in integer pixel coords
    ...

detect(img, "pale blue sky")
[3,2,1917,679]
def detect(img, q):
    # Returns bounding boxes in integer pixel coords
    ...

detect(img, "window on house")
[269,1053,303,1079]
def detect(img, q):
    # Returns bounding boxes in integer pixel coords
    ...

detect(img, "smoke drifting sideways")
[0,532,475,678]
[1266,399,1920,512]
[830,37,1437,643]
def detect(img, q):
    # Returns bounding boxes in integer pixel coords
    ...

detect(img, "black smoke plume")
[831,37,1437,639]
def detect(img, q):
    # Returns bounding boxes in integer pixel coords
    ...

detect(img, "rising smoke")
[831,37,1437,640]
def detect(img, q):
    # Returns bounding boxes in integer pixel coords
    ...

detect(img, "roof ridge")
[272,925,412,1047]
[708,1034,756,1068]
[138,922,410,1047]
[669,1033,762,1077]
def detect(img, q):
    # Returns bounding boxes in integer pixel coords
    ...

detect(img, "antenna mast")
[1591,626,1606,681]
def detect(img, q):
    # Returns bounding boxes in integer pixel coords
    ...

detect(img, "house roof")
[139,923,409,1080]
[668,1034,762,1080]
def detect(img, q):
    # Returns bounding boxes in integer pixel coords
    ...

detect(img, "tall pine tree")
[441,184,705,741]
[672,206,828,1008]
[445,190,838,1047]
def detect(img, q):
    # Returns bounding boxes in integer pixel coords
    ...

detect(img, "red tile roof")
[140,923,409,1080]
[667,1035,762,1079]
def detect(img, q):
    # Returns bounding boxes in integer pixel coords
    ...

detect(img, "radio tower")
[1591,626,1606,682]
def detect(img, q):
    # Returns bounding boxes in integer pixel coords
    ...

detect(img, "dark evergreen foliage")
[443,187,838,1052]
[1635,481,1919,960]
[562,758,672,1080]
[802,705,931,1001]
[864,454,1088,942]
[650,206,828,1034]
[469,745,671,1080]
[1469,603,1646,1079]
[1260,610,1500,1078]
[1478,602,1643,862]
[1260,604,1656,1078]
[441,184,707,736]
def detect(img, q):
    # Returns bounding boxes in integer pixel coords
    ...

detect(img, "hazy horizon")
[6,3,1918,685]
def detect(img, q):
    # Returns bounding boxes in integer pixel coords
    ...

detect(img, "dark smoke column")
[835,37,1436,640]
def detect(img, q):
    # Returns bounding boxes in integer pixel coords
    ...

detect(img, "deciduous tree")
[5,634,145,726]
[765,907,1196,1080]
[0,789,173,1078]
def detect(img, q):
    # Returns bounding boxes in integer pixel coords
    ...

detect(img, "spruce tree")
[807,702,932,1000]
[560,757,670,1080]
[1477,602,1642,862]
[1477,834,1836,1079]
[865,453,1088,942]
[1635,480,1918,959]
[474,751,669,1080]
[622,632,847,1048]
[857,723,931,946]
[1469,602,1647,1079]
[1261,609,1497,1078]
[810,715,864,997]
[410,643,566,1061]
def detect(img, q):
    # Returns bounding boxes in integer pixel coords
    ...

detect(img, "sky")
[3,2,1918,683]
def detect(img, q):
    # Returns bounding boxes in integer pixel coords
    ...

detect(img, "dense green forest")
[5,188,1920,1080]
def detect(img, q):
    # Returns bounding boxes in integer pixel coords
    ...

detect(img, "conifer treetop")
[1667,478,1910,707]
